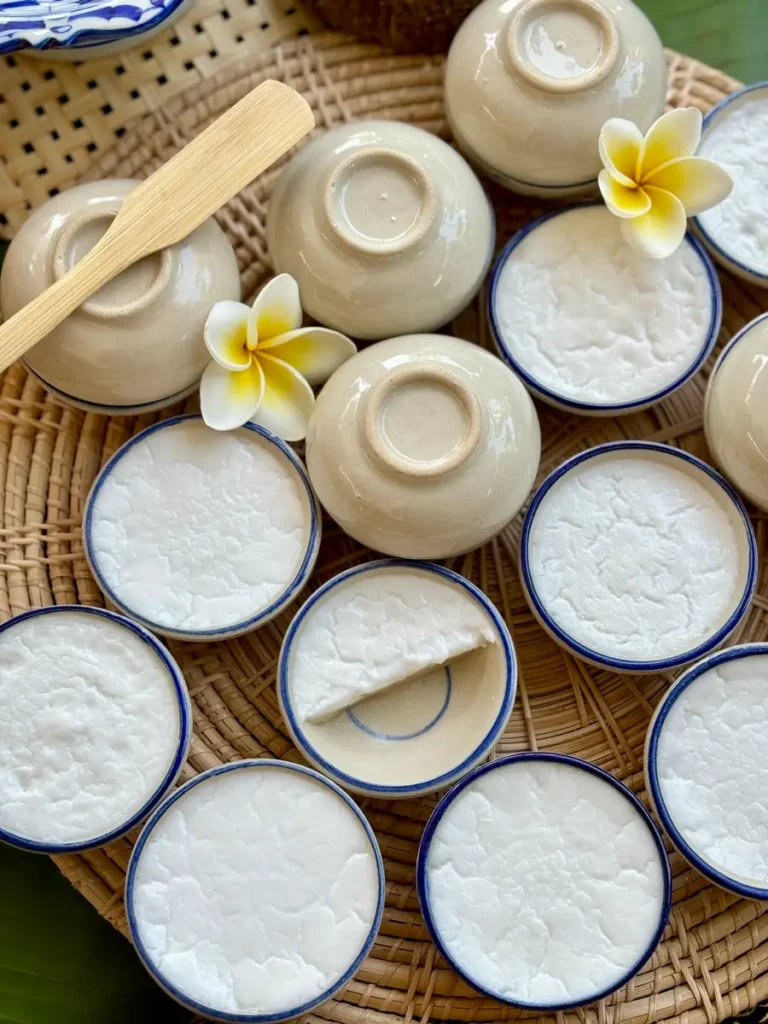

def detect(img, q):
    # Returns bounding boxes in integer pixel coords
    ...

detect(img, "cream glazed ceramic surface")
[445,0,666,195]
[0,179,240,413]
[705,313,768,513]
[306,334,541,559]
[266,121,495,340]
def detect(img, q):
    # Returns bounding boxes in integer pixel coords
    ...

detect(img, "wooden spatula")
[0,79,314,375]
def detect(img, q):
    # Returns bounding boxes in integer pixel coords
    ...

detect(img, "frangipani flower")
[598,107,733,259]
[200,274,356,440]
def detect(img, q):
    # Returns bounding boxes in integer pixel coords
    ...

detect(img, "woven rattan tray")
[2,31,767,1024]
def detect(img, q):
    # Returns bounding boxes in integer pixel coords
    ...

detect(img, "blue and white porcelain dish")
[645,644,768,901]
[488,205,722,416]
[416,752,672,1011]
[520,441,757,675]
[278,560,516,799]
[0,604,191,854]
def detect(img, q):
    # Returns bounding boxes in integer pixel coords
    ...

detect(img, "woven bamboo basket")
[1,28,767,1024]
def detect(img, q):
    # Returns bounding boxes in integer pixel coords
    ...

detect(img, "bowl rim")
[125,759,386,1023]
[520,440,758,673]
[277,558,517,797]
[488,202,722,415]
[416,751,673,1011]
[0,604,192,854]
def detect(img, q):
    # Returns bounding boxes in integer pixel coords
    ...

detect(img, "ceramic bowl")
[0,180,240,414]
[266,120,495,340]
[445,0,666,196]
[645,644,768,900]
[306,334,541,559]
[704,312,768,513]
[489,205,721,415]
[278,560,517,799]
[693,83,768,286]
[521,442,757,675]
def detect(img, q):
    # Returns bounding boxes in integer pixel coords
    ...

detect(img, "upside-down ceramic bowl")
[266,120,495,340]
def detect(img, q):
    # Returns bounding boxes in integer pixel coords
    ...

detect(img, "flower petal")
[246,274,302,349]
[642,156,733,215]
[253,353,315,442]
[259,327,357,386]
[619,186,687,260]
[200,359,265,431]
[598,170,651,219]
[204,301,252,370]
[640,108,702,178]
[598,118,644,186]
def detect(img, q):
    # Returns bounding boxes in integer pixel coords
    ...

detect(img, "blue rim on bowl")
[692,82,768,286]
[416,751,673,1012]
[488,203,722,415]
[126,759,385,1023]
[83,414,321,641]
[0,604,191,855]
[520,441,758,674]
[278,559,517,798]
[645,643,768,902]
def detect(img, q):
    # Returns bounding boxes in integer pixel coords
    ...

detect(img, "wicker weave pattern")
[1,34,767,1024]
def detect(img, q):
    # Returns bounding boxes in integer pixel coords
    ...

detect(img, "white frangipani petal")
[620,186,687,260]
[640,107,703,178]
[260,327,357,386]
[643,156,733,215]
[204,301,252,370]
[253,354,315,442]
[598,119,644,187]
[598,170,651,219]
[246,274,302,350]
[200,360,265,431]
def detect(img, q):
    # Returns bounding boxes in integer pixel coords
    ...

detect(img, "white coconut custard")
[127,761,383,1021]
[279,562,516,797]
[0,606,190,851]
[490,205,718,413]
[84,415,320,640]
[522,443,755,671]
[646,645,768,898]
[419,755,670,1009]
[695,85,768,284]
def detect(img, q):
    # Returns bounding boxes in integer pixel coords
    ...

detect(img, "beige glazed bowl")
[306,334,541,559]
[266,121,495,340]
[445,0,666,195]
[0,179,240,414]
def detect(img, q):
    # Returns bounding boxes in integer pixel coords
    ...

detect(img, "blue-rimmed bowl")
[417,752,672,1011]
[693,82,768,287]
[521,442,757,675]
[0,605,191,854]
[278,560,516,799]
[84,415,321,642]
[126,759,385,1023]
[645,643,768,901]
[488,205,721,416]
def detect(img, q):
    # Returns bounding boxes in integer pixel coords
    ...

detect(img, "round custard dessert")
[489,206,720,415]
[279,561,516,798]
[84,415,320,640]
[418,754,671,1010]
[0,606,190,852]
[521,442,756,673]
[694,83,768,286]
[127,761,384,1021]
[646,644,768,899]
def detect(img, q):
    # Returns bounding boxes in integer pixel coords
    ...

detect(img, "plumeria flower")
[200,274,356,440]
[598,107,733,259]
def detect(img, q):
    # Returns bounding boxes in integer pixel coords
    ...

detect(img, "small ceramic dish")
[126,760,384,1022]
[306,334,540,559]
[278,560,516,799]
[267,120,494,340]
[693,82,768,286]
[521,442,757,674]
[705,312,768,513]
[645,644,768,900]
[0,605,191,854]
[444,0,666,195]
[417,752,671,1010]
[0,180,240,414]
[489,205,721,415]
[84,415,320,641]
